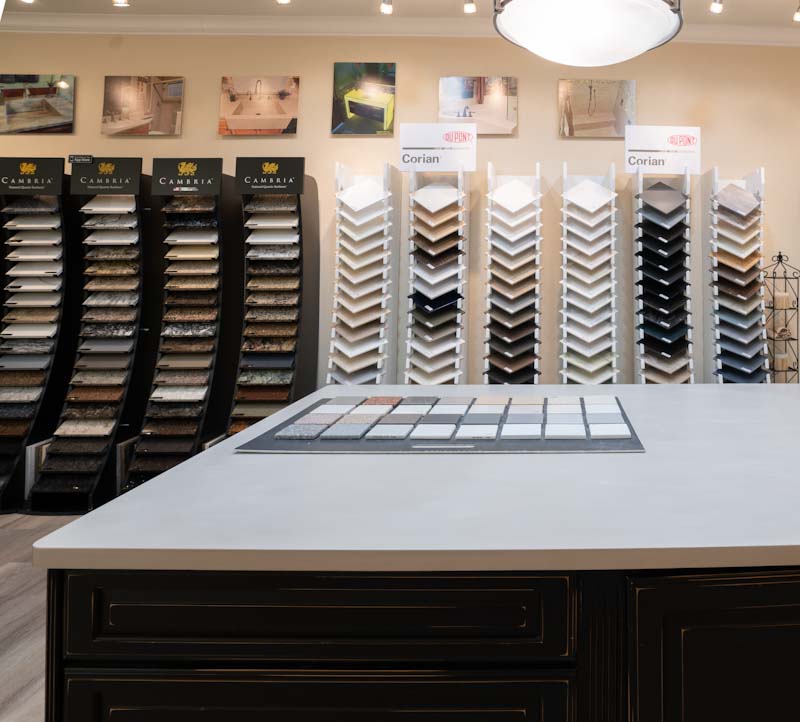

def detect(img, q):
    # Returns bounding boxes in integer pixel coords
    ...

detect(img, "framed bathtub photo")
[331,62,396,136]
[558,79,636,139]
[0,74,75,134]
[219,76,300,136]
[438,77,518,136]
[101,76,185,136]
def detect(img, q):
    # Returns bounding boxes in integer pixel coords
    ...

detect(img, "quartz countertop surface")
[33,384,800,572]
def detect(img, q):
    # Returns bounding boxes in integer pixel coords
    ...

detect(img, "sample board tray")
[236,394,644,454]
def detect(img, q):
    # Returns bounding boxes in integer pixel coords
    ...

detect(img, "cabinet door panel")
[631,571,800,722]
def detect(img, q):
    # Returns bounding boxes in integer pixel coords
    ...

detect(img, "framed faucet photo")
[0,74,75,134]
[101,76,185,136]
[558,79,636,139]
[438,76,518,135]
[331,62,396,136]
[219,76,300,136]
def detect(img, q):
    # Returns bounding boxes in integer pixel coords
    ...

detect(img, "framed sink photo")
[558,79,636,139]
[0,75,75,134]
[101,76,185,137]
[439,76,518,136]
[219,76,299,136]
[332,62,396,136]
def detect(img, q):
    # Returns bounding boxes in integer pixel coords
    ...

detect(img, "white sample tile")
[81,195,136,214]
[583,396,619,407]
[365,425,414,440]
[545,424,587,440]
[489,179,538,214]
[546,405,583,415]
[467,405,506,414]
[547,396,583,405]
[409,424,456,440]
[433,404,469,415]
[590,424,632,440]
[583,404,620,415]
[510,405,544,414]
[501,424,542,439]
[317,404,356,414]
[455,425,499,440]
[563,179,617,213]
[400,405,434,415]
[349,404,393,415]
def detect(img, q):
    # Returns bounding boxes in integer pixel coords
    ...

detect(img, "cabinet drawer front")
[64,571,574,662]
[64,671,571,722]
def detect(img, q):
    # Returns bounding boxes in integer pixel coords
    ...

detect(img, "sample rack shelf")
[125,186,223,489]
[327,162,393,385]
[482,162,542,384]
[633,170,694,384]
[763,252,799,383]
[30,162,145,512]
[706,168,770,384]
[560,163,619,385]
[405,170,468,385]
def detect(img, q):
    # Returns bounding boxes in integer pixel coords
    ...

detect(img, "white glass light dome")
[494,0,683,67]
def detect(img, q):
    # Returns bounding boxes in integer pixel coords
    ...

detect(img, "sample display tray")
[236,394,645,454]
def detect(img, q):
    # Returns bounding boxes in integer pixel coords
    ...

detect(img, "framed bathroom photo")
[0,74,75,134]
[438,76,518,135]
[101,76,185,136]
[331,62,396,136]
[219,76,300,136]
[558,79,636,139]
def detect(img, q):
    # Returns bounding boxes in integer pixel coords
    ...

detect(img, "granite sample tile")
[235,387,291,402]
[85,246,140,261]
[341,413,383,424]
[229,419,254,435]
[47,438,109,455]
[231,402,284,418]
[461,414,503,425]
[245,291,300,306]
[141,420,200,437]
[501,424,543,439]
[71,370,127,386]
[82,214,138,230]
[240,353,294,370]
[79,339,134,354]
[432,404,469,415]
[0,354,52,370]
[295,413,342,426]
[245,195,298,212]
[455,425,498,440]
[399,396,440,405]
[2,196,59,214]
[147,402,205,418]
[239,369,293,386]
[55,419,115,437]
[85,261,139,276]
[163,307,218,323]
[2,308,59,323]
[81,195,136,214]
[586,413,625,425]
[589,424,632,439]
[151,386,208,403]
[244,307,299,323]
[506,413,545,424]
[163,196,216,213]
[129,455,187,474]
[321,424,371,440]
[29,474,95,494]
[544,425,587,440]
[42,455,104,474]
[0,371,46,387]
[242,338,297,353]
[275,424,326,440]
[166,244,219,261]
[164,213,218,229]
[156,354,213,369]
[380,413,422,425]
[397,405,433,415]
[248,260,300,276]
[84,291,140,307]
[166,292,218,306]
[364,396,403,406]
[165,277,219,291]
[163,323,216,338]
[247,276,300,291]
[366,425,414,440]
[137,438,196,455]
[166,230,219,244]
[419,414,462,425]
[166,261,219,276]
[67,387,124,403]
[317,404,355,414]
[0,403,37,419]
[82,323,135,338]
[246,245,300,261]
[62,404,120,420]
[81,308,138,323]
[0,387,42,403]
[1,323,58,340]
[0,339,54,354]
[323,396,367,405]
[85,278,140,292]
[160,339,215,353]
[154,370,210,386]
[0,420,30,436]
[409,424,455,440]
[349,404,393,415]
[75,355,130,370]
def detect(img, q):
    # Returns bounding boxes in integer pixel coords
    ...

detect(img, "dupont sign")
[625,125,702,175]
[399,123,477,172]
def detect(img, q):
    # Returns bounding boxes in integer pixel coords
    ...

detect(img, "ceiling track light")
[709,0,723,14]
[380,0,393,14]
[494,0,683,67]
[464,0,478,13]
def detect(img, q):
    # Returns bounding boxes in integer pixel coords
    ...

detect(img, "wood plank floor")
[0,514,77,722]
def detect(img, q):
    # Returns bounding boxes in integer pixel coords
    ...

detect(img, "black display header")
[70,157,142,195]
[152,158,223,196]
[0,157,64,195]
[235,157,305,195]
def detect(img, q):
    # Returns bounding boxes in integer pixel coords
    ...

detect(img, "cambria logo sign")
[236,157,304,195]
[0,158,63,194]
[70,158,142,195]
[151,158,222,196]
[262,162,280,174]
[178,161,198,177]
[98,162,116,175]
[19,162,37,176]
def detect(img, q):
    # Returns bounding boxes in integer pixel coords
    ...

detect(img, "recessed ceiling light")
[494,0,683,67]
[709,0,724,14]
[794,4,800,22]
[276,0,291,4]
[113,0,130,6]
[380,0,393,14]
[464,0,477,13]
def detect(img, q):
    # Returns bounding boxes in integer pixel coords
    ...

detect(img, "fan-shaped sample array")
[31,192,143,511]
[634,171,694,384]
[483,162,542,384]
[327,163,392,385]
[708,168,770,384]
[560,164,619,385]
[228,192,302,435]
[0,187,66,503]
[125,194,222,488]
[405,170,468,385]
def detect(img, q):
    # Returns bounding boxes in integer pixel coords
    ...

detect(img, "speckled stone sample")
[162,323,216,338]
[238,369,293,386]
[85,278,140,292]
[0,420,30,436]
[165,261,219,276]
[129,456,186,474]
[247,245,300,261]
[2,196,59,214]
[147,403,205,419]
[245,307,299,323]
[0,387,42,403]
[82,214,138,229]
[295,413,342,425]
[85,246,140,261]
[42,455,104,474]
[163,213,218,229]
[242,338,297,353]
[151,386,208,403]
[82,308,138,323]
[26,475,95,494]
[0,403,37,419]
[55,419,115,437]
[0,371,46,387]
[165,292,218,306]
[245,195,297,213]
[160,338,215,353]
[0,339,54,354]
[248,261,300,276]
[85,261,139,276]
[245,292,300,307]
[84,291,140,307]
[235,387,290,402]
[2,308,59,323]
[154,370,210,386]
[47,438,109,455]
[165,277,219,291]
[141,420,200,436]
[163,307,218,323]
[71,370,128,386]
[137,438,195,454]
[243,323,297,338]
[66,387,124,403]
[247,276,300,291]
[163,196,216,213]
[275,424,326,440]
[62,404,120,420]
[82,323,136,338]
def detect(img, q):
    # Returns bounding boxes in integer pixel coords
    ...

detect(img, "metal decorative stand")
[764,252,799,383]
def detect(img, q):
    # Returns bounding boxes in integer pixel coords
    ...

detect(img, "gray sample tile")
[409,424,455,440]
[462,414,503,425]
[455,425,499,440]
[400,396,440,405]
[509,404,544,414]
[501,424,543,439]
[586,413,625,425]
[341,413,383,424]
[506,413,545,424]
[432,404,469,415]
[318,404,355,414]
[295,413,342,425]
[546,414,585,425]
[380,413,422,425]
[321,424,371,440]
[324,396,366,405]
[365,425,414,440]
[420,414,463,424]
[349,404,393,415]
[275,424,327,440]
[399,405,433,415]
[590,424,632,439]
[467,404,506,414]
[437,396,475,405]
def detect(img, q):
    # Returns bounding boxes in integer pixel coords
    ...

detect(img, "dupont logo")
[668,134,697,147]
[443,130,473,144]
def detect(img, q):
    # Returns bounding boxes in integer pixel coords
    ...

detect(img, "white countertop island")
[33,384,800,572]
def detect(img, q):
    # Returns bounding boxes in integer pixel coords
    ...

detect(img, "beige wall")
[1,33,798,385]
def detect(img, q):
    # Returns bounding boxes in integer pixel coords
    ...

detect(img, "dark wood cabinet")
[630,570,800,722]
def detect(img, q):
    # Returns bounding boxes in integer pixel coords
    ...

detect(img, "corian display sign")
[152,158,222,196]
[399,123,477,172]
[0,157,64,195]
[625,125,702,175]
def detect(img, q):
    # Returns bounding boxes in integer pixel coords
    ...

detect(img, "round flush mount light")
[494,0,683,67]
[380,0,393,14]
[112,0,130,6]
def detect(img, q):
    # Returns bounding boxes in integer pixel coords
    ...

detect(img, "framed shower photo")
[558,79,636,139]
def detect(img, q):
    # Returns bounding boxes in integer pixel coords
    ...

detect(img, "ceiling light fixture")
[276,0,291,5]
[112,0,130,6]
[494,0,682,67]
[464,0,477,13]
[380,0,393,14]
[794,3,800,22]
[0,0,5,20]
[709,0,723,14]
[19,0,35,4]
